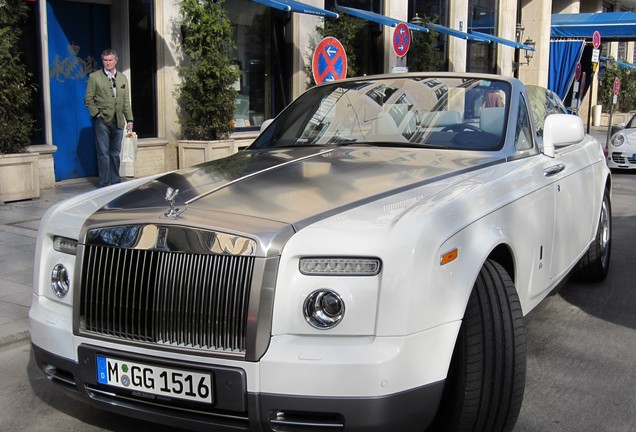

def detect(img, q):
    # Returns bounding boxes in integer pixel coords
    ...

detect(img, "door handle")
[544,163,565,177]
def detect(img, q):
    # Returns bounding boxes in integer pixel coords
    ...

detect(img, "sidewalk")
[589,125,612,146]
[0,125,614,348]
[0,177,97,346]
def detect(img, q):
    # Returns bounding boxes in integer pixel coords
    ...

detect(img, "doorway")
[47,0,110,180]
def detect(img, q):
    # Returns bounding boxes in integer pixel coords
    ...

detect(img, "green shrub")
[407,17,442,72]
[177,0,240,140]
[598,60,636,113]
[0,0,36,154]
[317,12,361,79]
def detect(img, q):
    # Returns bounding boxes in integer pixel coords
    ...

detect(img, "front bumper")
[607,151,636,169]
[32,343,444,432]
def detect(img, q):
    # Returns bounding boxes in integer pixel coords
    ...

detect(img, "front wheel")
[428,260,526,432]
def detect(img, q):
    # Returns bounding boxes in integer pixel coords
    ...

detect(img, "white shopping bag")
[120,131,137,177]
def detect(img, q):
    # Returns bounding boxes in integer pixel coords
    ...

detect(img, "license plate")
[96,355,213,404]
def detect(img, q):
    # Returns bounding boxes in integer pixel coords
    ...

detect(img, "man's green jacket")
[85,69,134,129]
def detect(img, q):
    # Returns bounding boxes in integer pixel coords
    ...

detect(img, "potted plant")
[0,0,39,203]
[176,0,241,168]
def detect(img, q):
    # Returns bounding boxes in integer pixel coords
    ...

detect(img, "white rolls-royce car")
[30,73,611,432]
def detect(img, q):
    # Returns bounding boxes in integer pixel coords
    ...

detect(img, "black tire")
[573,189,611,282]
[428,260,526,432]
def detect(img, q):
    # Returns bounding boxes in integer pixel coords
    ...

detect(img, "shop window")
[225,0,280,129]
[467,0,496,74]
[20,2,45,145]
[129,0,157,138]
[324,0,383,77]
[408,0,448,70]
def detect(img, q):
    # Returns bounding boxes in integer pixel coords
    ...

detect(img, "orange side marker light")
[440,248,458,266]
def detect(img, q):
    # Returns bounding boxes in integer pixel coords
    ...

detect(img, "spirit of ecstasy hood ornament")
[164,187,185,219]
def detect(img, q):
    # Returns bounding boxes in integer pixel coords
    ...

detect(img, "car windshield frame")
[251,76,511,152]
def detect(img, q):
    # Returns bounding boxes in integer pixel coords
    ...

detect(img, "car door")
[548,140,597,280]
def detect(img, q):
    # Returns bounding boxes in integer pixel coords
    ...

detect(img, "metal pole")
[606,97,614,148]
[587,71,595,135]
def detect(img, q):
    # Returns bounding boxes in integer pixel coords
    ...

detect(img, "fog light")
[53,236,77,255]
[51,264,70,298]
[303,289,345,329]
[299,257,381,276]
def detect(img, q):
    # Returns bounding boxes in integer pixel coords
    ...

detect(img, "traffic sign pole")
[606,77,620,148]
[587,31,601,134]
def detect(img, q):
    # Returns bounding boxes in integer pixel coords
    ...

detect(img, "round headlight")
[51,264,70,298]
[303,289,345,329]
[611,134,625,147]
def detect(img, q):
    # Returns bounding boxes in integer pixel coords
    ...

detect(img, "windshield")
[251,76,510,151]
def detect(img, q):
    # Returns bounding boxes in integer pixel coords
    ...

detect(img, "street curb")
[0,329,30,348]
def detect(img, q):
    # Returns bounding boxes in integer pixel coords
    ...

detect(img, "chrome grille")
[79,244,255,353]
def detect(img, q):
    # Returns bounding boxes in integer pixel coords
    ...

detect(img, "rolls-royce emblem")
[156,227,169,250]
[164,187,185,219]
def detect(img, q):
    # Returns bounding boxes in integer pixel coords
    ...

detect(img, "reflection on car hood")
[100,147,502,227]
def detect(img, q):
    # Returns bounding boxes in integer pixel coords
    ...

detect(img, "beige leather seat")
[479,107,505,137]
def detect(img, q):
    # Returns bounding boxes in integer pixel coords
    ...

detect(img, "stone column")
[497,0,517,77]
[447,0,468,72]
[383,0,408,73]
[518,0,551,87]
[292,1,324,99]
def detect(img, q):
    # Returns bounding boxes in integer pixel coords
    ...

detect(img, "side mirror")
[542,114,585,158]
[259,119,274,134]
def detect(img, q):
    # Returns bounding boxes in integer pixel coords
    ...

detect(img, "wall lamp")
[410,13,424,26]
[514,23,535,68]
[522,38,536,65]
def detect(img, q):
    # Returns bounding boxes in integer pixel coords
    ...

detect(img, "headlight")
[303,289,345,329]
[299,257,381,276]
[53,236,78,255]
[51,264,70,298]
[611,134,625,147]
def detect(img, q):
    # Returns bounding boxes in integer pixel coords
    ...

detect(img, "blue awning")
[339,5,514,43]
[617,60,636,69]
[251,0,338,18]
[335,5,534,47]
[425,22,487,42]
[551,12,636,39]
[471,31,536,51]
[600,56,636,69]
[336,6,427,31]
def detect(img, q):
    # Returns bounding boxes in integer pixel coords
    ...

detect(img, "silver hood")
[97,147,502,230]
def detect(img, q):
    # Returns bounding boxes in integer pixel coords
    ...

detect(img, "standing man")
[85,48,133,187]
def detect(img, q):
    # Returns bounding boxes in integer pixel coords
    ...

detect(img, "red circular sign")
[575,63,581,81]
[593,31,601,49]
[580,72,586,96]
[312,37,348,84]
[393,23,411,57]
[614,77,621,95]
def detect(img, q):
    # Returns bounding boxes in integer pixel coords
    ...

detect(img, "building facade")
[20,0,626,186]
